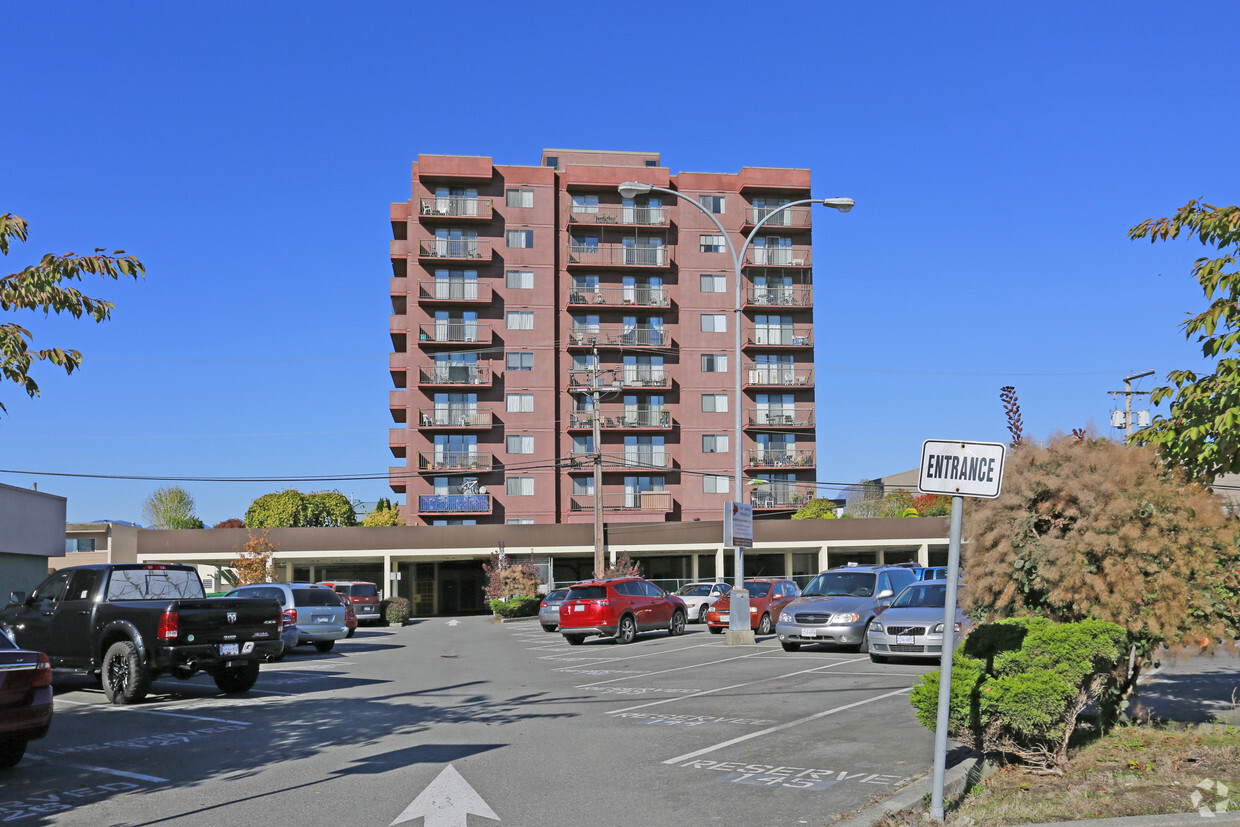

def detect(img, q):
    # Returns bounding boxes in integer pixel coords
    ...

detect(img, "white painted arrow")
[390,764,499,826]
[445,619,460,627]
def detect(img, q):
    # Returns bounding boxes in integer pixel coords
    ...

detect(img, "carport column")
[783,550,793,578]
[383,553,393,601]
[818,544,830,572]
[283,561,293,582]
[690,553,699,581]
[714,546,725,581]
[917,543,929,566]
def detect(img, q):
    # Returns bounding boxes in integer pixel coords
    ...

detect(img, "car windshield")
[745,581,772,598]
[802,572,875,597]
[891,583,947,609]
[676,584,712,597]
[566,586,606,600]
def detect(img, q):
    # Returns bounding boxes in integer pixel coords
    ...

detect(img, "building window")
[507,476,535,496]
[703,434,729,453]
[506,269,534,289]
[506,393,534,412]
[506,352,533,371]
[645,160,657,167]
[506,518,535,525]
[572,477,594,496]
[545,156,558,168]
[701,195,725,214]
[704,475,730,494]
[65,538,97,553]
[506,230,534,248]
[506,189,534,208]
[701,354,728,372]
[700,274,727,293]
[700,234,726,253]
[702,393,729,413]
[571,194,599,214]
[701,314,727,333]
[506,311,534,331]
[507,435,534,454]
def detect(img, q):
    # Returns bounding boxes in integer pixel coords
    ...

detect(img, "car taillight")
[32,653,52,688]
[158,608,179,640]
[283,607,297,626]
[540,601,547,608]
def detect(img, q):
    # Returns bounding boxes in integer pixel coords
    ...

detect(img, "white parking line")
[549,642,719,669]
[24,754,169,782]
[56,699,250,726]
[661,686,915,765]
[577,652,766,687]
[605,657,868,713]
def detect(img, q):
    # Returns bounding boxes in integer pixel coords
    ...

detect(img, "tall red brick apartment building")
[389,150,818,526]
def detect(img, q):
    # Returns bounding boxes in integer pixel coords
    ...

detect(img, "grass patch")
[872,722,1239,825]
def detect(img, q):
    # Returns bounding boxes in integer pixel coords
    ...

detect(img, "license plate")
[574,605,584,612]
[803,628,819,637]
[717,613,729,621]
[897,635,916,645]
[219,643,239,656]
[314,615,331,623]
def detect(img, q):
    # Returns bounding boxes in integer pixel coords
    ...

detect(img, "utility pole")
[591,344,605,578]
[1110,370,1155,437]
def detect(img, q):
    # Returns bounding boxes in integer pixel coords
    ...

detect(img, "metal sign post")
[918,440,1004,822]
[723,503,754,644]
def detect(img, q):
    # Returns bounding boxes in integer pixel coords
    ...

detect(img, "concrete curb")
[831,749,989,826]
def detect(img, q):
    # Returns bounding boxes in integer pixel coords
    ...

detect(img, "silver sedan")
[867,580,970,663]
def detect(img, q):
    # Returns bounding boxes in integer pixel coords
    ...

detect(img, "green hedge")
[909,617,1128,772]
[490,596,540,618]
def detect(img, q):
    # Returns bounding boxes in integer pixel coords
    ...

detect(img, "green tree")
[362,499,405,526]
[141,485,204,529]
[791,497,840,519]
[244,489,358,527]
[1,213,144,416]
[1128,200,1240,479]
[962,435,1240,696]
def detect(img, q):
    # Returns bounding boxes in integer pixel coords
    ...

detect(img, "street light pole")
[618,183,853,644]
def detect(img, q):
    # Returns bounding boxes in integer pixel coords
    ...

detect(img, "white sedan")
[672,582,732,623]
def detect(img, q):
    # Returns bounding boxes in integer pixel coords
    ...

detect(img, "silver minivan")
[227,583,349,653]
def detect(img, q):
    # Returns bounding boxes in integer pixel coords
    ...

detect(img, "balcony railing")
[417,322,492,346]
[568,243,668,268]
[744,246,812,267]
[566,451,672,471]
[744,366,813,388]
[570,491,673,513]
[416,409,494,429]
[418,197,493,220]
[748,487,814,510]
[746,449,815,469]
[417,363,492,387]
[568,369,668,391]
[568,408,672,430]
[417,494,492,514]
[568,326,668,348]
[416,452,493,473]
[569,204,669,227]
[742,205,813,229]
[418,238,492,261]
[568,285,670,308]
[744,286,812,307]
[417,280,492,303]
[744,326,812,348]
[745,407,815,428]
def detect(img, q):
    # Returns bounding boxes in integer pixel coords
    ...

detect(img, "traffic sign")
[723,502,752,549]
[918,439,1005,499]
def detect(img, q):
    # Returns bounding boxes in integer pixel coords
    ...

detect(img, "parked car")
[539,589,570,632]
[226,584,349,653]
[704,579,801,635]
[316,581,382,626]
[342,596,358,638]
[915,566,949,581]
[672,581,732,623]
[868,580,970,663]
[0,627,52,769]
[558,577,687,645]
[774,563,919,652]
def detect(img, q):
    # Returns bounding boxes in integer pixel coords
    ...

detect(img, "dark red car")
[342,595,358,638]
[0,628,52,769]
[705,579,801,635]
[558,577,687,645]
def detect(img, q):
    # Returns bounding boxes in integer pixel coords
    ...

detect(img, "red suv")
[317,581,382,626]
[558,577,687,645]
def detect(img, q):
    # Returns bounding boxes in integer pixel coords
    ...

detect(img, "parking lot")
[4,617,946,826]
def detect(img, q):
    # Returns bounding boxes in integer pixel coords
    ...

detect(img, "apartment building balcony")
[416,362,492,388]
[417,322,493,348]
[742,327,812,350]
[745,449,816,470]
[417,493,493,515]
[748,485,815,511]
[567,326,669,349]
[416,409,495,430]
[569,491,673,514]
[388,466,408,494]
[568,204,670,228]
[568,407,672,431]
[744,366,813,389]
[744,407,815,429]
[416,451,494,474]
[567,243,670,269]
[567,284,671,309]
[417,280,493,305]
[741,205,813,231]
[417,238,493,263]
[418,197,493,222]
[388,390,407,423]
[743,285,812,309]
[569,368,668,391]
[566,450,674,472]
[744,247,812,268]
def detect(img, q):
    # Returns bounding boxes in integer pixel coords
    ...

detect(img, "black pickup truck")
[0,563,283,704]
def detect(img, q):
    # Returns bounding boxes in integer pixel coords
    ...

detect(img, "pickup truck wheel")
[313,640,335,653]
[0,738,27,769]
[102,641,151,705]
[213,661,260,694]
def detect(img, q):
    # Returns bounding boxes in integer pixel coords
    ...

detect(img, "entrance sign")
[918,439,1005,499]
[723,502,752,549]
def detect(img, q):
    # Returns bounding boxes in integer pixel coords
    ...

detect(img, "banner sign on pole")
[723,502,753,549]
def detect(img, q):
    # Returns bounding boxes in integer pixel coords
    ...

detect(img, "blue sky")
[2,2,1237,525]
